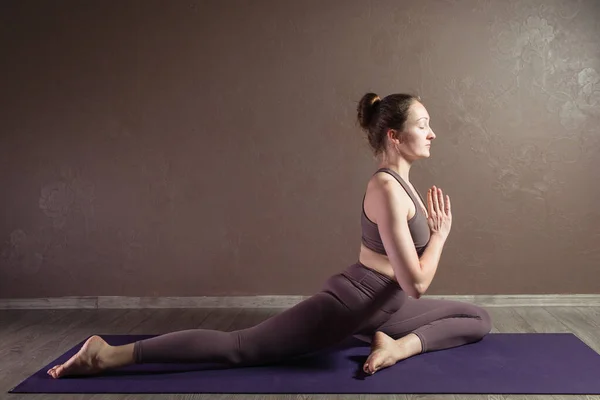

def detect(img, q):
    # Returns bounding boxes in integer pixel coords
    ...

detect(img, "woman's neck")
[378,157,412,182]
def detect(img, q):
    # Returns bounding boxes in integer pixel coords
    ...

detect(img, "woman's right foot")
[363,331,405,375]
[47,335,109,379]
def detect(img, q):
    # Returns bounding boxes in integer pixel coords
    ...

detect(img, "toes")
[363,360,376,374]
[365,353,385,374]
[56,351,83,377]
[364,352,379,374]
[363,356,373,373]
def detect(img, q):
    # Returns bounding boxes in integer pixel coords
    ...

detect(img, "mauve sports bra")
[361,168,431,257]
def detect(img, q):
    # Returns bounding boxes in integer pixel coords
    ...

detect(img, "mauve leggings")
[133,262,492,366]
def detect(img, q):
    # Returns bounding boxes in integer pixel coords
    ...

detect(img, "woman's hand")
[426,186,452,239]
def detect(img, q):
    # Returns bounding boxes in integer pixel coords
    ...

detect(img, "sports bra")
[361,168,431,257]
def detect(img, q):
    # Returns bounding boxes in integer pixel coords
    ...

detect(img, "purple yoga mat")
[9,333,600,394]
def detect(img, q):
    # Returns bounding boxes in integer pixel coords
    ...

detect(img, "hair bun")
[357,93,381,130]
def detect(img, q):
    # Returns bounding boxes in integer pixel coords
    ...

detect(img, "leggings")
[133,262,492,366]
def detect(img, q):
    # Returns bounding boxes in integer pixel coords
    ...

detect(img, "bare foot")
[47,335,109,379]
[363,331,406,375]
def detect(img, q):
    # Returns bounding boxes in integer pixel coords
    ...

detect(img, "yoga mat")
[9,333,600,394]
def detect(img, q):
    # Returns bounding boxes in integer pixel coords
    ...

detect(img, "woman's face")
[393,101,436,160]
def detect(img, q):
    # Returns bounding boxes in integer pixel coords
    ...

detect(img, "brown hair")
[357,93,421,156]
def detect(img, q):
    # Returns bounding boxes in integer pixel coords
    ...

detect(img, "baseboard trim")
[1,294,599,309]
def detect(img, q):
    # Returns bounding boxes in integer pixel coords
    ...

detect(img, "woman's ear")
[387,128,399,144]
[388,128,404,145]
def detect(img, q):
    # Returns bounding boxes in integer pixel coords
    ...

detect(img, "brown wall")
[1,0,599,298]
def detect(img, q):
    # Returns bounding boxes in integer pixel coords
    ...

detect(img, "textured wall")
[1,0,599,297]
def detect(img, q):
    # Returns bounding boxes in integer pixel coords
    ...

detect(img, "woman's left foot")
[47,335,109,379]
[363,331,405,375]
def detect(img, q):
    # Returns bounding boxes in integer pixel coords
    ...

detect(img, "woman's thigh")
[374,297,491,339]
[236,272,377,362]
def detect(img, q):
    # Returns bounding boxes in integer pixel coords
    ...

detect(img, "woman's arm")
[373,178,426,299]
[416,186,452,296]
[416,233,446,296]
[372,181,452,299]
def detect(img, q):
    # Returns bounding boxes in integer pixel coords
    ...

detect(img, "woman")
[48,92,491,379]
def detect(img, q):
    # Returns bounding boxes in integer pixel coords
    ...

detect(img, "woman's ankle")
[395,333,423,359]
[101,344,135,369]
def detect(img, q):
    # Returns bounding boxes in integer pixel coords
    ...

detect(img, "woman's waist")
[357,247,398,282]
[342,260,400,289]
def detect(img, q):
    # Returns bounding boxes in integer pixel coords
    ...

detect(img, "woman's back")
[359,168,430,293]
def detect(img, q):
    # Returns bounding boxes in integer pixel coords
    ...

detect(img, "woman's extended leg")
[49,266,380,378]
[131,290,365,366]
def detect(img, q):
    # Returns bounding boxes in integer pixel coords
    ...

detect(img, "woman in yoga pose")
[48,92,491,379]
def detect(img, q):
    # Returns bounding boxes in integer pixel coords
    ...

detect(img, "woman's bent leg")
[358,297,492,374]
[375,297,493,353]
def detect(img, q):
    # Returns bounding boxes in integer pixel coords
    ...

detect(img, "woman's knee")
[477,306,493,335]
[230,332,280,367]
[461,303,492,337]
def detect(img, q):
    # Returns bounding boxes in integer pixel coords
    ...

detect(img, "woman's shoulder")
[369,170,398,189]
[365,172,413,213]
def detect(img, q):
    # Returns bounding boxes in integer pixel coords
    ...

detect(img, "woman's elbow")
[412,284,424,299]
[395,278,422,299]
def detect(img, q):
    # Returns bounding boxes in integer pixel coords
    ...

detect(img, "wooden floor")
[1,306,599,400]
